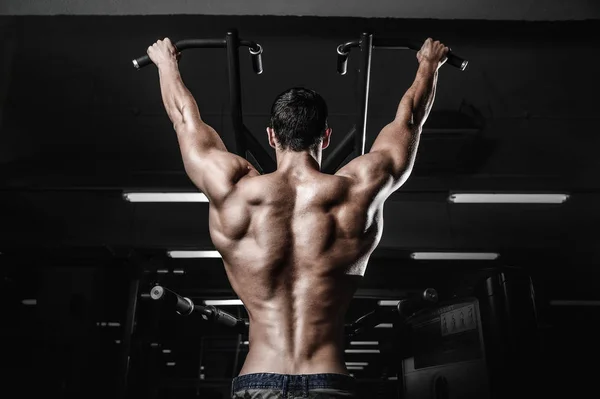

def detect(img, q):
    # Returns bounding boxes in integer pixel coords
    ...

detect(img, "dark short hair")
[269,87,329,151]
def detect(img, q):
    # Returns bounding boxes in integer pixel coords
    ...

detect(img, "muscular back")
[208,168,387,375]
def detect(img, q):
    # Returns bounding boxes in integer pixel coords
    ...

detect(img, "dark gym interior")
[1,1,599,398]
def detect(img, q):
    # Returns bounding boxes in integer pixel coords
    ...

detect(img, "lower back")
[235,270,362,376]
[240,337,348,375]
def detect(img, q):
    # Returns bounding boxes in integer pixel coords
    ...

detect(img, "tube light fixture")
[448,193,569,204]
[350,341,379,346]
[168,250,221,258]
[375,323,393,328]
[346,366,364,370]
[123,192,209,203]
[411,252,499,260]
[203,299,244,306]
[22,299,37,306]
[345,349,380,354]
[377,300,400,306]
[346,362,369,367]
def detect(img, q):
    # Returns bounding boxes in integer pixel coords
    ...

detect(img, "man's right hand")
[416,38,449,69]
[147,38,179,70]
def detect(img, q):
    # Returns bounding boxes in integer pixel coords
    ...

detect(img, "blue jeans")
[231,373,357,398]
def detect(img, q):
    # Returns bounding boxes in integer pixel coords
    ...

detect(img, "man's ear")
[321,128,332,150]
[267,127,278,149]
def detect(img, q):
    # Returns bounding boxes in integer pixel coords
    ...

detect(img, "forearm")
[370,61,438,182]
[397,60,438,128]
[157,63,199,128]
[157,62,228,157]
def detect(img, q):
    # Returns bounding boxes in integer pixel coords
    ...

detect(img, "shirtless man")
[147,37,448,398]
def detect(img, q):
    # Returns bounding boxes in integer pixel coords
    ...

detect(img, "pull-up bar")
[323,33,468,174]
[132,30,277,174]
[132,32,467,176]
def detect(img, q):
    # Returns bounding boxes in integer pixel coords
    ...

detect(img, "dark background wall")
[0,5,599,399]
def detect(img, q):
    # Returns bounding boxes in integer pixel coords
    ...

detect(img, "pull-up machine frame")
[133,31,468,175]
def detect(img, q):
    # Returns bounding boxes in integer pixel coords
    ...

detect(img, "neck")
[275,149,321,173]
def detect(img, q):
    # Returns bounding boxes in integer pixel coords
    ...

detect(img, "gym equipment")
[132,32,467,177]
[149,285,247,333]
[149,284,438,339]
[402,268,540,399]
[132,30,276,174]
[323,33,468,174]
[148,268,539,399]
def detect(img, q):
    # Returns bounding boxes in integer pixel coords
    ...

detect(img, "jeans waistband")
[231,373,356,397]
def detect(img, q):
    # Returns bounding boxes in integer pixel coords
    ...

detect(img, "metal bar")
[356,33,373,157]
[243,125,276,173]
[373,37,468,71]
[373,38,420,51]
[175,38,227,50]
[322,126,356,174]
[226,30,247,158]
[239,39,261,53]
[120,272,140,398]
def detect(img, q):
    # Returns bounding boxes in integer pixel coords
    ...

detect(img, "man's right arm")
[336,38,448,196]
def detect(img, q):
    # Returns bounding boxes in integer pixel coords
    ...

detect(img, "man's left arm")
[148,38,258,204]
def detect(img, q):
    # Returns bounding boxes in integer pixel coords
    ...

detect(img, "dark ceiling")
[0,8,599,399]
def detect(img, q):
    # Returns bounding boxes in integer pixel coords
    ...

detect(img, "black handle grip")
[249,44,263,75]
[202,305,247,333]
[404,40,468,71]
[133,54,152,70]
[132,38,226,70]
[337,45,350,75]
[213,307,240,328]
[446,52,468,71]
[150,285,194,316]
[397,288,438,318]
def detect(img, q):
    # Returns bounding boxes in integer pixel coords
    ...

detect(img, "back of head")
[269,87,328,152]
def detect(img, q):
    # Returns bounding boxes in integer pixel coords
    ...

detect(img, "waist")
[232,373,357,397]
[240,340,348,375]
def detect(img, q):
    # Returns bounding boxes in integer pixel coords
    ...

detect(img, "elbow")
[389,160,411,186]
[391,165,414,189]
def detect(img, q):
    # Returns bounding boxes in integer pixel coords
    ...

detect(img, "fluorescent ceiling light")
[203,299,244,306]
[350,341,379,346]
[166,362,176,367]
[162,349,172,354]
[115,340,121,344]
[550,300,600,307]
[449,193,569,204]
[345,349,380,354]
[346,362,369,366]
[411,252,499,260]
[123,192,209,202]
[378,300,400,307]
[22,299,37,306]
[346,366,364,370]
[375,323,393,328]
[388,376,398,381]
[168,250,221,258]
